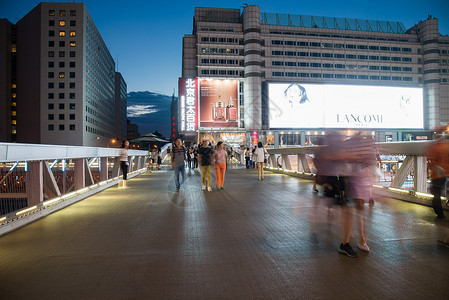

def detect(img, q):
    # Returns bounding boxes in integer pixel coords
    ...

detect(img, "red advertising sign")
[199,79,239,128]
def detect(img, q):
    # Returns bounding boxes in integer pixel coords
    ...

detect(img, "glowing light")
[388,187,410,194]
[43,197,62,206]
[0,217,6,222]
[16,206,38,216]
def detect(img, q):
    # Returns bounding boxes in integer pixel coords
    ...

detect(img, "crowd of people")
[116,130,449,256]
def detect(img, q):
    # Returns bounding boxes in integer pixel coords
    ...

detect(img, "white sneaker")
[357,243,370,252]
[207,186,212,192]
[202,185,206,191]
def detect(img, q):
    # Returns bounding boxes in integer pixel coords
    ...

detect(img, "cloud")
[127,105,159,117]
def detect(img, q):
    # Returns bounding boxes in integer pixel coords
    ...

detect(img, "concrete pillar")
[300,132,306,146]
[74,158,85,190]
[26,161,43,205]
[100,158,108,181]
[414,156,428,193]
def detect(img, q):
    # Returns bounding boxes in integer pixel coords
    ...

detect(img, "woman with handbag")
[255,141,268,181]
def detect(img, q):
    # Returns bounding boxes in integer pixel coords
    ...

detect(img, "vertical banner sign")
[251,131,259,145]
[178,78,198,132]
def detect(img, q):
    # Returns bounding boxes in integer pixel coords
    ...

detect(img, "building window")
[402,57,412,62]
[334,53,344,58]
[285,51,296,56]
[59,114,65,120]
[322,53,333,58]
[48,114,54,120]
[69,93,75,99]
[311,73,322,78]
[59,93,65,99]
[69,114,75,120]
[201,70,209,75]
[69,82,75,88]
[310,42,321,47]
[59,61,65,68]
[69,31,76,37]
[311,63,321,67]
[403,67,412,72]
[369,46,379,50]
[69,72,75,78]
[392,76,402,81]
[299,52,309,57]
[70,20,76,26]
[333,43,344,48]
[48,124,54,131]
[272,51,284,56]
[381,76,391,80]
[48,51,54,57]
[70,10,76,16]
[392,66,401,71]
[59,20,66,27]
[335,64,345,69]
[48,41,55,47]
[402,48,412,53]
[48,93,54,99]
[286,72,297,77]
[391,57,401,62]
[49,10,55,16]
[59,31,65,37]
[59,124,65,131]
[346,44,356,49]
[59,82,64,88]
[285,41,296,46]
[347,74,356,79]
[346,54,356,59]
[381,66,390,71]
[358,75,369,80]
[272,40,283,45]
[69,51,75,57]
[48,103,54,110]
[299,42,309,46]
[357,45,368,50]
[370,76,380,80]
[335,74,345,79]
[48,72,54,79]
[323,63,333,68]
[59,103,65,109]
[380,46,390,51]
[358,55,368,60]
[49,30,55,37]
[299,62,309,67]
[59,10,66,17]
[69,124,75,131]
[403,77,413,81]
[59,51,65,57]
[298,73,310,78]
[59,72,65,78]
[49,20,55,26]
[391,47,400,52]
[69,103,75,109]
[286,62,296,66]
[272,61,283,66]
[69,41,76,47]
[310,52,321,57]
[323,74,334,78]
[369,66,379,70]
[380,56,390,61]
[48,82,54,89]
[48,61,54,68]
[70,61,75,68]
[272,72,284,77]
[59,41,65,47]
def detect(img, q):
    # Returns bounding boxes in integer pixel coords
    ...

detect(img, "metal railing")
[265,141,447,208]
[0,143,151,236]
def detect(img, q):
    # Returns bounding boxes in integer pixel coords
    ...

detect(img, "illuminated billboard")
[199,79,239,128]
[269,83,423,129]
[179,78,199,132]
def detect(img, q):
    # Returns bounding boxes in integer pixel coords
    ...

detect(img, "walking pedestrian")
[426,130,449,219]
[157,148,162,170]
[119,140,129,188]
[171,137,187,192]
[193,147,199,170]
[198,138,214,191]
[187,148,192,169]
[214,141,228,190]
[245,147,250,169]
[255,142,268,180]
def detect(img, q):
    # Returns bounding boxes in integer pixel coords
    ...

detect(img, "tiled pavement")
[0,165,449,299]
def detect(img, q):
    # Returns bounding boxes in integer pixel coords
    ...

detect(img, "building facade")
[181,6,449,145]
[0,19,15,142]
[1,2,126,146]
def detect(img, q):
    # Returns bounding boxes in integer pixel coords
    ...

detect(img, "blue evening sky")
[1,0,448,96]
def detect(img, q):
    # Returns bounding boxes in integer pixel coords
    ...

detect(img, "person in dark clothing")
[198,138,214,191]
[171,137,187,192]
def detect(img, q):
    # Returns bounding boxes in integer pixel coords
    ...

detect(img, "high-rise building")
[0,19,15,142]
[9,2,124,146]
[115,72,127,141]
[180,6,449,144]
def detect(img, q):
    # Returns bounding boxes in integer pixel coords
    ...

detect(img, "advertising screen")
[269,83,423,129]
[199,79,239,128]
[178,78,199,133]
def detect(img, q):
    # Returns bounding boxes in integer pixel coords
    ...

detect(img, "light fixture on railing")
[16,206,38,216]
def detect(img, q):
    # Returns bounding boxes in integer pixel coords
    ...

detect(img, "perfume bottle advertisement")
[199,79,239,128]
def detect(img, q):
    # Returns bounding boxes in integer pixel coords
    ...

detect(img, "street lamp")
[108,139,116,148]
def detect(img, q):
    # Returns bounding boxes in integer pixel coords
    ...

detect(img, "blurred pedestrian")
[187,148,192,169]
[193,147,199,170]
[157,148,162,170]
[171,137,187,192]
[214,141,228,190]
[119,140,129,188]
[255,142,268,180]
[198,138,214,192]
[426,131,449,219]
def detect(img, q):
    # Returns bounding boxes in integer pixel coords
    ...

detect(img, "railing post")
[111,157,119,178]
[282,154,292,170]
[100,157,108,181]
[414,156,427,193]
[74,158,85,190]
[270,154,276,167]
[390,155,413,189]
[26,161,43,205]
[299,154,311,173]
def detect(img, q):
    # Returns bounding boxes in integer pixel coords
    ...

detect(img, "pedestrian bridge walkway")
[1,166,448,299]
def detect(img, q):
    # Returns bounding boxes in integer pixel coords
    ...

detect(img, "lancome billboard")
[269,83,423,129]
